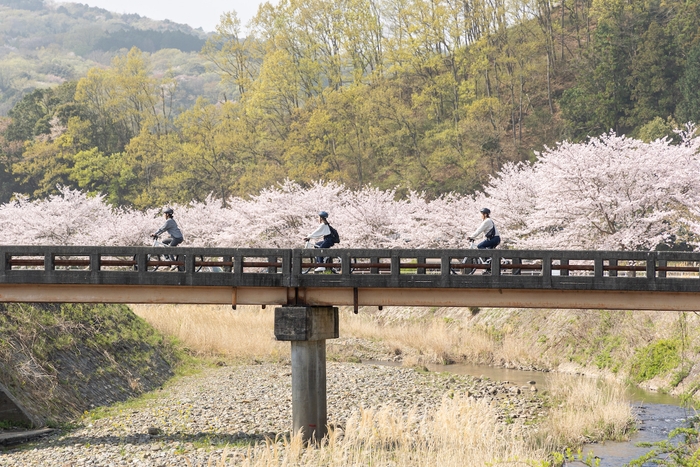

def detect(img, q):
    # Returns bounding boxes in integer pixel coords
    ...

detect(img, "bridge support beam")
[274,306,339,443]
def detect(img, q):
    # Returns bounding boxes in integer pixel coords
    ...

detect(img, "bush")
[630,339,680,383]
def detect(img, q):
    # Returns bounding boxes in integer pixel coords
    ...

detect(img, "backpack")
[485,220,497,239]
[327,224,340,245]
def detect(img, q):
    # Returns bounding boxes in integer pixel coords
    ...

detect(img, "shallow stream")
[368,361,694,466]
[429,363,693,466]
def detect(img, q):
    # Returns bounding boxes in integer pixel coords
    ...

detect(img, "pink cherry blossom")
[1,130,698,251]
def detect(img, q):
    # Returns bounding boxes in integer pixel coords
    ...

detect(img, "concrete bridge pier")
[274,306,339,442]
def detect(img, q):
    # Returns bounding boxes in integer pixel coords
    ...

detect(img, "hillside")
[0,302,181,426]
[0,0,223,115]
[1,0,700,207]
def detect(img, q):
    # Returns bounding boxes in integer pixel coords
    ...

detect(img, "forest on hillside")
[1,0,700,208]
[0,0,220,115]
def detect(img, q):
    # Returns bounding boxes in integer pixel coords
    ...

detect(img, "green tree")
[0,117,24,202]
[678,41,700,125]
[201,11,261,97]
[69,148,137,205]
[626,21,680,129]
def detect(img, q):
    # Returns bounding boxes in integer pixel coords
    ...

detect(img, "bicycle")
[453,240,493,275]
[134,235,202,272]
[302,240,342,274]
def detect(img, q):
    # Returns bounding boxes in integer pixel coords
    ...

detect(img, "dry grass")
[542,375,634,446]
[130,304,288,362]
[250,397,553,466]
[340,310,497,365]
[223,378,632,466]
[130,305,500,365]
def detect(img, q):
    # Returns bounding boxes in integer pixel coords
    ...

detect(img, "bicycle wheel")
[146,253,162,272]
[462,257,477,275]
[173,254,185,272]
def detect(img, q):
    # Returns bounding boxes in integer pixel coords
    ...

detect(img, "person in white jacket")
[304,211,334,272]
[468,208,501,249]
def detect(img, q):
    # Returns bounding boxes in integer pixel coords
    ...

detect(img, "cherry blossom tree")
[1,130,699,251]
[0,187,153,246]
[485,130,700,250]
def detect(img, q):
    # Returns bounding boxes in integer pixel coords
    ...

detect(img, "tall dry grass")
[340,310,498,365]
[246,397,552,466]
[131,305,500,365]
[217,377,631,466]
[544,375,634,446]
[130,304,288,361]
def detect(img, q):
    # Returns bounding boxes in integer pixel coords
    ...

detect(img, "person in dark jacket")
[152,207,184,247]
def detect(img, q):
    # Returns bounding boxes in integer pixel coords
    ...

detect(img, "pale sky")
[55,0,267,33]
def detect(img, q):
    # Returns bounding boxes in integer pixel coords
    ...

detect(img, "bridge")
[1,245,699,441]
[1,245,699,310]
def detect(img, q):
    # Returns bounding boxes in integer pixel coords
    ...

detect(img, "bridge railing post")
[491,250,501,276]
[274,306,339,443]
[594,256,603,278]
[542,252,552,287]
[390,253,400,282]
[136,252,146,274]
[290,249,302,287]
[185,254,195,274]
[233,254,243,276]
[340,251,351,275]
[0,249,7,278]
[90,253,100,275]
[44,252,54,273]
[646,252,656,280]
[441,255,450,279]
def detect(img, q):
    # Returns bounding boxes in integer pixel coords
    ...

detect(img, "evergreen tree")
[678,41,700,125]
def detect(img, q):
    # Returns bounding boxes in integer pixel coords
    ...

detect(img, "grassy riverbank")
[0,303,182,426]
[236,376,632,467]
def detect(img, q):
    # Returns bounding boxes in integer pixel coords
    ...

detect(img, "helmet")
[480,208,491,215]
[164,207,174,215]
[318,211,329,219]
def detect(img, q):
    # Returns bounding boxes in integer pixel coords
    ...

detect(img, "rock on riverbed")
[0,362,544,466]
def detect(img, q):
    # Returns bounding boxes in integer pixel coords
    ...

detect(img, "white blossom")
[1,131,699,251]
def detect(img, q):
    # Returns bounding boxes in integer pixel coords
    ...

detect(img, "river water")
[368,361,694,466]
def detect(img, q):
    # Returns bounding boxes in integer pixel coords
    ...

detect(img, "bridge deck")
[1,246,699,310]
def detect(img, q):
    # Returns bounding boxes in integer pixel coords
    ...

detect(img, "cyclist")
[152,207,184,246]
[152,208,184,270]
[468,207,500,249]
[304,211,336,272]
